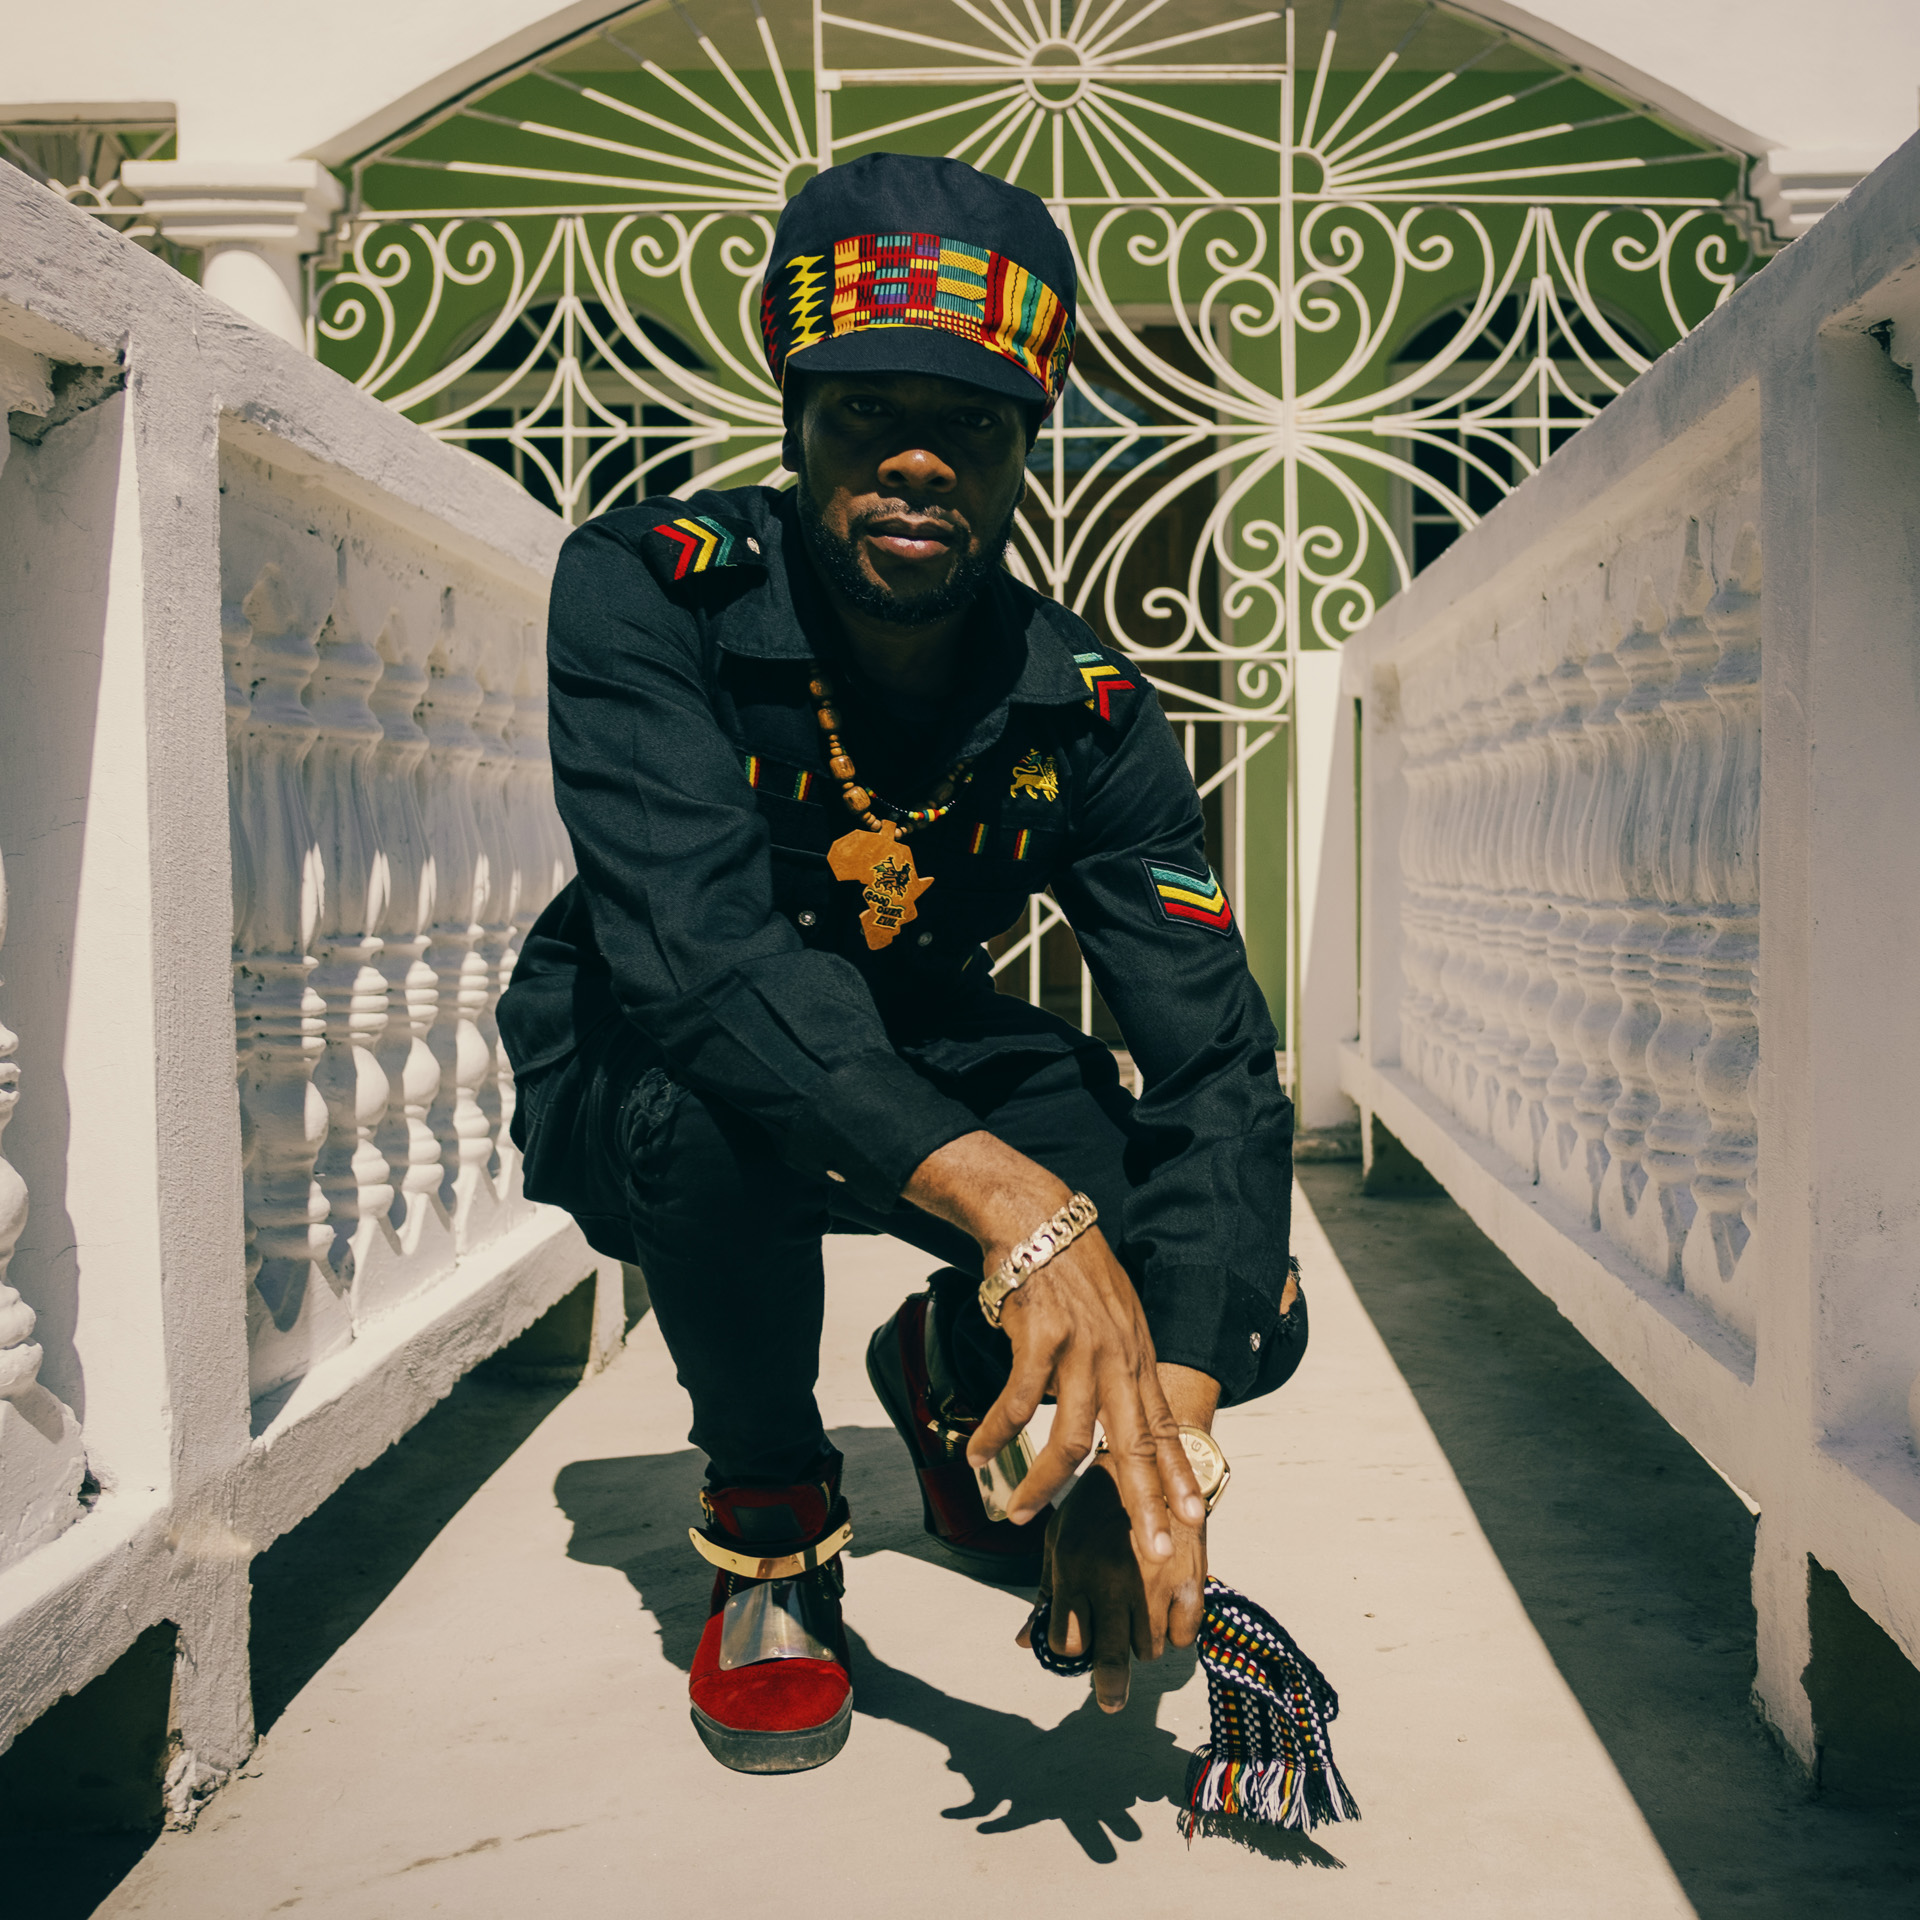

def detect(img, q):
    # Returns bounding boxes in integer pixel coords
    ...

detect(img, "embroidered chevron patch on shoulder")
[1144,858,1235,935]
[642,510,765,589]
[1073,648,1137,721]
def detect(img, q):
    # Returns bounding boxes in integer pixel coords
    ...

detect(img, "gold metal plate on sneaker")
[687,1519,854,1582]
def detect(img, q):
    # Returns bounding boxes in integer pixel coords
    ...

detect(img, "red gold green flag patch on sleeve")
[1144,858,1235,935]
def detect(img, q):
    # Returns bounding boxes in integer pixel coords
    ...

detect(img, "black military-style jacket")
[499,485,1296,1401]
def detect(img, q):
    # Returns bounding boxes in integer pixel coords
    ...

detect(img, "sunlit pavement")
[99,1179,1709,1918]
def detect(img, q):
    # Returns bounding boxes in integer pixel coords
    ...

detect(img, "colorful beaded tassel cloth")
[1030,1576,1360,1846]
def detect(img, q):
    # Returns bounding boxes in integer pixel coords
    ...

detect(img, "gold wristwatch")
[1178,1424,1231,1514]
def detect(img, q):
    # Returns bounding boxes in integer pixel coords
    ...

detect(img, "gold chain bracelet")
[978,1191,1099,1327]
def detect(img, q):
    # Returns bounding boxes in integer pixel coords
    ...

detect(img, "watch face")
[1177,1426,1228,1500]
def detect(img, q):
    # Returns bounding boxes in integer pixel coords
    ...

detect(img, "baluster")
[1638,533,1722,1288]
[1566,618,1629,1230]
[1395,682,1447,1086]
[1513,668,1564,1181]
[367,616,443,1252]
[1395,673,1432,1083]
[1488,674,1543,1172]
[1683,527,1763,1331]
[1480,679,1537,1151]
[1456,687,1506,1134]
[232,565,340,1393]
[470,643,519,1198]
[1429,698,1478,1111]
[1539,608,1598,1217]
[1600,578,1677,1258]
[417,603,494,1239]
[304,588,393,1272]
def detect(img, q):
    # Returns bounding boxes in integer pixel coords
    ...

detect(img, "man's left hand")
[1014,1358,1220,1713]
[1017,1460,1206,1712]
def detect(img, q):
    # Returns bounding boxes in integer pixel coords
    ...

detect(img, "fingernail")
[1153,1530,1173,1557]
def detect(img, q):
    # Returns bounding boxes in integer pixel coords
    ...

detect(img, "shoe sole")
[864,1316,1044,1585]
[690,1696,853,1774]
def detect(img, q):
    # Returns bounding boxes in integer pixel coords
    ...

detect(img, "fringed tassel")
[1028,1578,1360,1851]
[1177,1742,1357,1843]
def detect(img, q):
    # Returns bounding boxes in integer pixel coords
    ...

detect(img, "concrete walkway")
[84,1182,1792,1916]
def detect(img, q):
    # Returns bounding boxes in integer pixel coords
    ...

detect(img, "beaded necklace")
[809,663,972,951]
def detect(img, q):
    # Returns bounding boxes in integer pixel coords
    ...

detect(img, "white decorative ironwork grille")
[0,119,195,271]
[311,0,1770,1082]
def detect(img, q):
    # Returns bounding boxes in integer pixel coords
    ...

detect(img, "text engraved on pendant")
[828,819,934,951]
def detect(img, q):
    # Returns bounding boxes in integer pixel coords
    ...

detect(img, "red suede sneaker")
[687,1470,854,1774]
[865,1290,1046,1582]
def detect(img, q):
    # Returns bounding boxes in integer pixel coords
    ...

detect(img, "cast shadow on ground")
[1298,1162,1919,1919]
[553,1426,1340,1869]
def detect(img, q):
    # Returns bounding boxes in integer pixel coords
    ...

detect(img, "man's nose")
[877,444,956,494]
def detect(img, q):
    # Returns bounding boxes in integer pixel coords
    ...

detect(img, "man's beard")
[796,475,1015,628]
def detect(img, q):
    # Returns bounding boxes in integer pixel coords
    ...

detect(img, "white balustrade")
[220,459,582,1400]
[1387,516,1763,1319]
[0,172,618,1811]
[1321,133,1920,1772]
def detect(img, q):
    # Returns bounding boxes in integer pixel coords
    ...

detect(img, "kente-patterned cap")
[761,153,1076,412]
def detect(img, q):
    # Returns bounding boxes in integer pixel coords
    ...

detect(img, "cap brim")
[785,324,1051,407]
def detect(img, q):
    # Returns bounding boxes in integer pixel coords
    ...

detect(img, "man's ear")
[781,372,807,476]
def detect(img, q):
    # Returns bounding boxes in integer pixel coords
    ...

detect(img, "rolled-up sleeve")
[1050,687,1297,1404]
[546,518,979,1208]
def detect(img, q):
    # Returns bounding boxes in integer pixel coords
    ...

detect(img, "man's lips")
[860,518,962,564]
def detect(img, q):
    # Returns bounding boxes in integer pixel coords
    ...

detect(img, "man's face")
[794,371,1032,627]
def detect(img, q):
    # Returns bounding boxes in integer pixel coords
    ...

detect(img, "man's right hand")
[902,1131,1206,1559]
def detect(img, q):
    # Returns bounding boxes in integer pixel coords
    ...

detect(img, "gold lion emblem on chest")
[1009,749,1060,802]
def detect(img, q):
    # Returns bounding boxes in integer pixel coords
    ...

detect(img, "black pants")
[516,1006,1306,1486]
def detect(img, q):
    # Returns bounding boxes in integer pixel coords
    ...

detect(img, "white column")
[118,162,344,349]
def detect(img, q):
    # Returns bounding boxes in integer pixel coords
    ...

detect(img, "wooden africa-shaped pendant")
[828,818,934,951]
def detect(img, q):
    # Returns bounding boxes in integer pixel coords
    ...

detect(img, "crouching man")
[499,151,1304,1774]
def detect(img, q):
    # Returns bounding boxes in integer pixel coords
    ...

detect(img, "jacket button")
[916,931,933,947]
[797,910,817,928]
[1250,1331,1262,1352]
[826,1169,846,1184]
